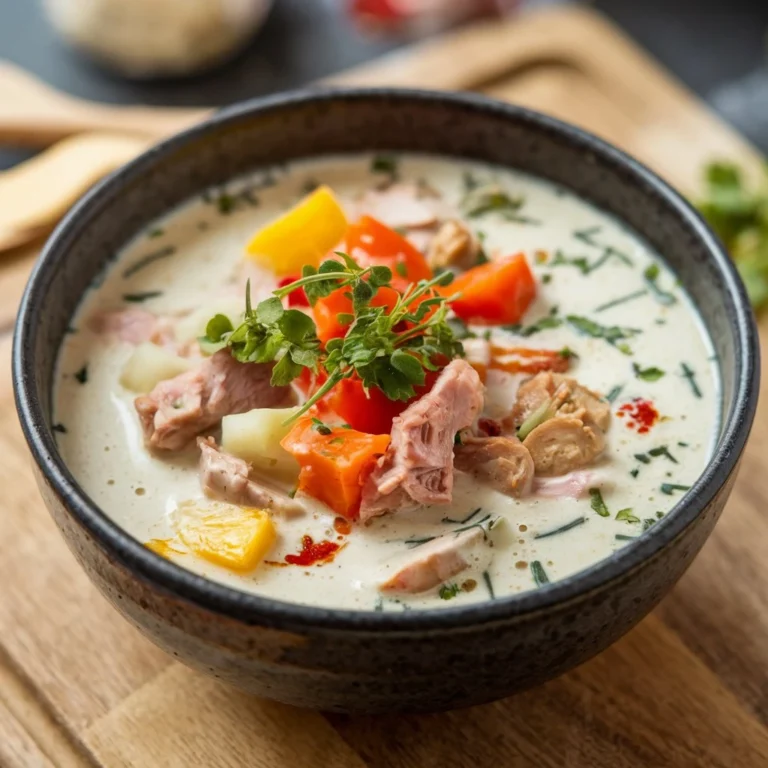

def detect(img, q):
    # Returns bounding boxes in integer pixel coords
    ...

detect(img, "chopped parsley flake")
[589,488,610,517]
[633,363,665,381]
[531,561,550,587]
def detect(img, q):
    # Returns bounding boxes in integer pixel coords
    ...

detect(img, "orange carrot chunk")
[447,253,536,326]
[281,417,390,519]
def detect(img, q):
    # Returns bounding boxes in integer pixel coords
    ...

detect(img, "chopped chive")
[503,314,562,337]
[311,417,332,436]
[633,363,665,382]
[649,446,679,463]
[123,291,163,303]
[483,570,495,599]
[589,488,610,517]
[616,508,641,523]
[534,516,586,539]
[531,561,550,587]
[630,468,640,478]
[681,362,702,398]
[642,518,658,531]
[52,423,67,434]
[595,289,648,313]
[634,453,651,464]
[566,315,641,354]
[605,384,624,404]
[328,437,345,445]
[374,596,384,612]
[644,263,677,305]
[660,483,690,495]
[74,365,88,384]
[678,441,689,447]
[371,154,399,177]
[442,507,482,525]
[147,228,164,238]
[615,533,638,541]
[122,245,176,278]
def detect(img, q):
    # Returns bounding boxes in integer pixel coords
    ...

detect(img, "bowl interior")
[14,89,757,627]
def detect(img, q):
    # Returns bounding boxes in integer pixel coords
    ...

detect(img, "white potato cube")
[221,407,300,481]
[119,343,193,393]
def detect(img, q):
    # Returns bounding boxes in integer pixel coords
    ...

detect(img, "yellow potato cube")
[176,501,276,572]
[246,185,348,275]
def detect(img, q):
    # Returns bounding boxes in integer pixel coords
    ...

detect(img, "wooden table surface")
[1,7,767,767]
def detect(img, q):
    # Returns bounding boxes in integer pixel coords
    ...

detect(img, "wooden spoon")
[0,132,152,252]
[0,61,209,147]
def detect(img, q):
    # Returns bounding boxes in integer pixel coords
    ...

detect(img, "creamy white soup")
[54,154,719,611]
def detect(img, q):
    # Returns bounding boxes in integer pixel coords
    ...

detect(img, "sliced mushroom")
[426,219,479,270]
[454,435,534,497]
[522,416,605,477]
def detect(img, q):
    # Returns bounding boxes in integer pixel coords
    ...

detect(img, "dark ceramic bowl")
[13,89,759,714]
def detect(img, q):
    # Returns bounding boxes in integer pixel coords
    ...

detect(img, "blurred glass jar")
[44,0,273,78]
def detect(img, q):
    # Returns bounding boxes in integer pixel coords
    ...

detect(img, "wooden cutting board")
[2,6,767,767]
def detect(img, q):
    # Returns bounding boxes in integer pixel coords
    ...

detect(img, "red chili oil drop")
[285,535,342,566]
[617,398,659,434]
[333,517,352,535]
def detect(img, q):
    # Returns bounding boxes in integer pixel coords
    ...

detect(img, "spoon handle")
[0,61,210,147]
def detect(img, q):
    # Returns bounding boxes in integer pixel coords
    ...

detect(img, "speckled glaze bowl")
[13,90,759,714]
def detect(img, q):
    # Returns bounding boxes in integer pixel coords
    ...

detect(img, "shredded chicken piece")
[379,527,492,594]
[426,219,479,270]
[135,350,293,451]
[197,437,303,516]
[360,360,484,520]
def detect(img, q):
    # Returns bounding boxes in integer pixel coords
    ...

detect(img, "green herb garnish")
[461,183,527,220]
[660,483,691,495]
[442,508,482,525]
[633,363,666,382]
[566,315,641,354]
[595,289,648,313]
[312,418,333,436]
[681,362,702,398]
[634,453,651,464]
[589,487,610,517]
[74,365,88,384]
[438,583,461,600]
[649,446,679,463]
[148,228,164,238]
[616,508,641,524]
[615,533,638,541]
[483,570,495,599]
[503,312,562,337]
[123,291,163,303]
[531,561,550,587]
[643,263,677,306]
[371,154,399,178]
[52,423,67,434]
[534,517,586,539]
[605,384,624,403]
[122,246,176,279]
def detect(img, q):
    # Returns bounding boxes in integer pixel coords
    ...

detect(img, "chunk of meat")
[533,470,596,499]
[357,182,438,229]
[379,527,492,594]
[523,416,605,477]
[360,360,484,520]
[135,350,293,451]
[427,219,479,270]
[454,436,534,497]
[197,437,303,516]
[89,308,174,346]
[505,372,610,432]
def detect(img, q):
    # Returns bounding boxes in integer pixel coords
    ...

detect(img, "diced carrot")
[281,418,390,519]
[446,253,536,325]
[346,215,432,291]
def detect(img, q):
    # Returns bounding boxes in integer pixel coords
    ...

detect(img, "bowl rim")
[13,87,759,633]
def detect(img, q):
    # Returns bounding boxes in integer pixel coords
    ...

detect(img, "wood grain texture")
[1,6,766,766]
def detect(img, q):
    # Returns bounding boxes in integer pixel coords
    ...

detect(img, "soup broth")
[55,154,719,611]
